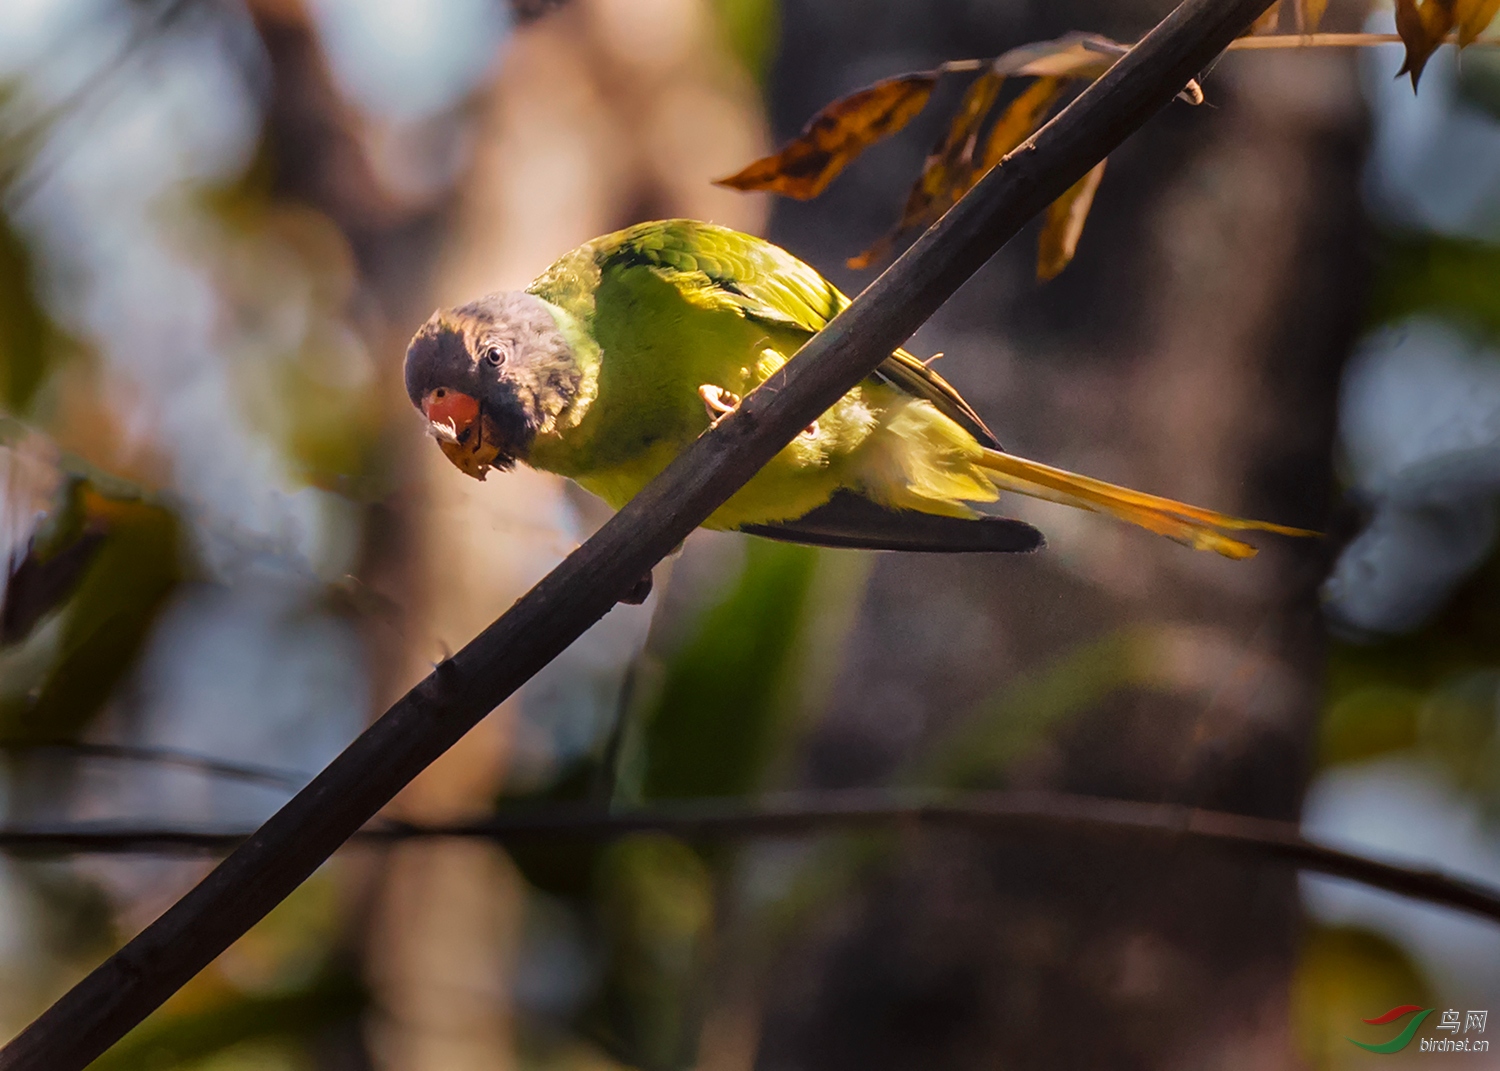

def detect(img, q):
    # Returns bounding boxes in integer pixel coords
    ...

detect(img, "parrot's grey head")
[403,291,582,480]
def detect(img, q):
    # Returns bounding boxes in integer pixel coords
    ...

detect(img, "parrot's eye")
[483,343,510,368]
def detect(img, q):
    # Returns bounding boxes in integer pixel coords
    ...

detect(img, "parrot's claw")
[700,383,819,437]
[699,384,741,425]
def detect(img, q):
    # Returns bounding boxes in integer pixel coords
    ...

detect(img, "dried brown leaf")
[844,236,893,272]
[848,73,1064,271]
[980,77,1065,170]
[1458,0,1500,44]
[1250,1,1282,33]
[714,72,939,199]
[723,31,1203,273]
[845,166,945,270]
[992,33,1203,103]
[993,33,1122,78]
[945,70,1007,167]
[906,69,1008,223]
[1395,0,1458,89]
[1037,159,1107,281]
[1296,0,1328,33]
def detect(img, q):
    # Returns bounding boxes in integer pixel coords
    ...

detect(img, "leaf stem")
[1227,30,1496,48]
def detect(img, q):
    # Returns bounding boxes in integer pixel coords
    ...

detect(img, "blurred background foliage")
[0,0,1495,1070]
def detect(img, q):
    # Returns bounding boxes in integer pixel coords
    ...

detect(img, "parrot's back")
[526,221,866,526]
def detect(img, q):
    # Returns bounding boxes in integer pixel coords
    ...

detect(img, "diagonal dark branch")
[1,790,1497,924]
[0,0,1278,1066]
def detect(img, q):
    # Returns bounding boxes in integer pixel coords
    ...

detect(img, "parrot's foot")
[699,383,817,438]
[620,571,653,605]
[698,384,741,425]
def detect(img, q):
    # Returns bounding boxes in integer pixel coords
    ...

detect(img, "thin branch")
[891,31,1498,86]
[0,790,1496,924]
[0,1,1282,1067]
[0,744,307,791]
[1225,31,1493,48]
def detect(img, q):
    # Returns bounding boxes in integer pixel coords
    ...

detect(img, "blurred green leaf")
[1318,684,1423,767]
[0,477,184,743]
[729,628,1170,989]
[23,862,116,967]
[1415,670,1500,794]
[506,540,832,1070]
[203,192,388,499]
[1458,41,1500,117]
[500,757,608,899]
[88,966,364,1071]
[1293,925,1433,1071]
[90,872,358,1071]
[713,0,780,85]
[585,834,715,1071]
[1369,235,1500,339]
[637,539,820,801]
[1321,547,1500,779]
[0,211,56,414]
[918,626,1160,788]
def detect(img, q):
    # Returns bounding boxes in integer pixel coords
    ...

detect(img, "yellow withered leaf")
[1037,159,1107,281]
[1251,1,1282,34]
[891,72,1007,232]
[723,32,1201,276]
[844,237,894,272]
[849,73,1058,270]
[992,33,1119,78]
[892,68,1006,230]
[992,33,1204,102]
[1458,0,1500,44]
[944,69,1007,169]
[1297,0,1329,33]
[980,77,1064,171]
[1395,0,1458,89]
[990,32,1200,102]
[713,72,938,199]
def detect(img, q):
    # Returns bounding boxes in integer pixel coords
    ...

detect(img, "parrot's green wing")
[740,491,1043,553]
[543,220,1002,450]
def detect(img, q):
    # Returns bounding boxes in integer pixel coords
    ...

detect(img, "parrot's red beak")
[422,388,479,443]
[421,387,505,481]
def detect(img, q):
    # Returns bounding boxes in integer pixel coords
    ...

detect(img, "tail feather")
[975,448,1317,560]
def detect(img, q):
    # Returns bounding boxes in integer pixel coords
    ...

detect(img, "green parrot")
[404,220,1311,571]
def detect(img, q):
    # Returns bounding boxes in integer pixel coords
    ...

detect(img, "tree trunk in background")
[247,7,516,1069]
[270,1,773,1067]
[755,2,1367,1068]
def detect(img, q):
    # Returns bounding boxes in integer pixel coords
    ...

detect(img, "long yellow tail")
[975,449,1317,560]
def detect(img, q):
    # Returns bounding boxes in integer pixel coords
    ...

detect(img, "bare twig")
[1226,31,1498,49]
[0,790,1496,924]
[0,744,307,791]
[0,1,1281,1067]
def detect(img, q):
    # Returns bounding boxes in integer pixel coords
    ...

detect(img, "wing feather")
[574,220,1002,449]
[742,491,1042,553]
